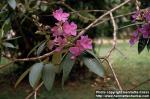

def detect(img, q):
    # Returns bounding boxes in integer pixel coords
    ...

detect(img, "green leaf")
[1,18,11,38]
[61,52,75,87]
[7,0,16,10]
[15,68,31,88]
[42,63,55,91]
[82,57,104,78]
[29,62,44,88]
[2,42,15,48]
[5,36,22,41]
[85,50,98,60]
[36,41,46,56]
[138,37,148,54]
[147,39,150,51]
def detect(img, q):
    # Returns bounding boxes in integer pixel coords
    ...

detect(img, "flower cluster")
[129,8,150,46]
[50,8,92,59]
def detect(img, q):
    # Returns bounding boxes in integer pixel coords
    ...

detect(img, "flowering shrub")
[26,8,104,91]
[130,8,150,53]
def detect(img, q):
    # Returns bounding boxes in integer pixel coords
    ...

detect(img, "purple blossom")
[51,25,63,37]
[144,9,150,22]
[132,10,141,22]
[129,28,140,46]
[139,23,150,38]
[53,37,67,51]
[53,8,70,22]
[78,36,92,49]
[69,35,92,59]
[69,47,81,59]
[63,21,77,36]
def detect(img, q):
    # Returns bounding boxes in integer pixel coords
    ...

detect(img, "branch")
[61,2,94,21]
[130,78,150,90]
[101,58,123,90]
[107,60,123,90]
[14,50,55,62]
[105,12,117,58]
[74,0,131,41]
[0,61,15,69]
[25,82,44,99]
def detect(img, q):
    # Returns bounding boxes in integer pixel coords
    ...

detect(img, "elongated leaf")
[1,18,11,38]
[36,41,46,56]
[61,52,75,87]
[15,68,31,88]
[29,62,44,88]
[2,42,15,48]
[7,0,16,9]
[42,63,55,91]
[5,36,22,41]
[138,37,148,54]
[85,50,98,60]
[82,57,104,78]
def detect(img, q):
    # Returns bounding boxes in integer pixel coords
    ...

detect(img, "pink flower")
[69,35,92,59]
[139,23,150,38]
[132,10,141,22]
[69,47,81,59]
[53,37,67,51]
[63,21,77,36]
[53,8,70,22]
[78,36,92,49]
[129,30,139,46]
[51,25,63,37]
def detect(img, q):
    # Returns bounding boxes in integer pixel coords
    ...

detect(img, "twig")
[61,2,94,21]
[5,50,55,62]
[70,9,106,13]
[101,58,123,90]
[99,12,123,90]
[115,48,127,59]
[74,0,131,41]
[25,82,44,99]
[118,22,144,30]
[130,78,150,90]
[0,61,15,69]
[90,8,148,27]
[0,50,55,70]
[135,0,140,11]
[107,61,123,90]
[105,12,117,58]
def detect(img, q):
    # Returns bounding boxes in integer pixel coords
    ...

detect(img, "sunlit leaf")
[61,52,75,87]
[42,63,55,91]
[2,42,15,48]
[81,50,105,78]
[82,57,105,78]
[7,0,16,10]
[29,62,44,88]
